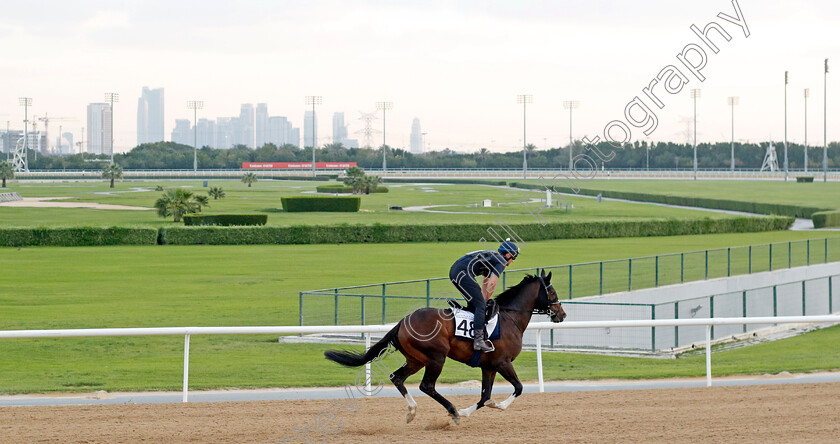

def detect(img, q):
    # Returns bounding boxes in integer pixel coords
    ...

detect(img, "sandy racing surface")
[1,382,839,443]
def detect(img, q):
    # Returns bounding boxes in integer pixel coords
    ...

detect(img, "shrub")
[0,227,158,247]
[316,184,354,193]
[158,216,792,245]
[796,176,815,183]
[384,178,507,186]
[281,196,361,212]
[812,210,840,228]
[182,214,268,226]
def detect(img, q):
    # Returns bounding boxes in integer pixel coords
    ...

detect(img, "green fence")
[299,237,840,328]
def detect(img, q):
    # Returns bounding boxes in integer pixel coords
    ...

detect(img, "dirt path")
[1,383,838,443]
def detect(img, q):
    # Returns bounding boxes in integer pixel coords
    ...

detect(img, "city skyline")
[1,1,839,155]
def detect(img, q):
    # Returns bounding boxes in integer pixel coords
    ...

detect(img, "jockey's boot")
[473,330,495,353]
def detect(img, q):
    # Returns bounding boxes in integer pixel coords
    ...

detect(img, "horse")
[324,269,566,424]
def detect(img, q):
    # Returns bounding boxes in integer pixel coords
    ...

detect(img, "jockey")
[449,239,519,352]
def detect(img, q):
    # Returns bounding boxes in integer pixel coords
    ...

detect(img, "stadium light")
[376,101,393,171]
[305,96,322,176]
[187,101,204,171]
[18,97,32,172]
[728,96,739,171]
[105,93,119,164]
[563,100,579,170]
[691,89,701,180]
[517,94,532,179]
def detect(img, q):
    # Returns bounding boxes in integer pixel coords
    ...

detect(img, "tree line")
[23,140,840,170]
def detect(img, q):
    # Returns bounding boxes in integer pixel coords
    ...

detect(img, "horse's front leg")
[457,367,496,418]
[485,361,522,411]
[418,358,460,424]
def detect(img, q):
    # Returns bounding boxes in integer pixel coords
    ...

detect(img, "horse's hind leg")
[418,358,460,424]
[485,361,522,411]
[457,368,496,418]
[390,358,424,423]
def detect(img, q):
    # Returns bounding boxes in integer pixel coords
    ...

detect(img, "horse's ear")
[546,271,552,282]
[540,269,546,278]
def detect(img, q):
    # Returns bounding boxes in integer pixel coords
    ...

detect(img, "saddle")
[447,298,499,320]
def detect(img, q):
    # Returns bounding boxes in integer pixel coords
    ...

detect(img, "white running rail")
[2,315,839,402]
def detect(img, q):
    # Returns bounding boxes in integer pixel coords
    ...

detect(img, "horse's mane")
[494,274,540,307]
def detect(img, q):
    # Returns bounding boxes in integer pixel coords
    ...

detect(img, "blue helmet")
[498,239,519,259]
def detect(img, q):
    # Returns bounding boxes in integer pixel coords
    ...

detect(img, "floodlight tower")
[783,71,789,180]
[105,92,119,164]
[17,97,32,172]
[187,101,203,171]
[728,96,738,171]
[804,89,809,173]
[517,94,532,179]
[691,89,701,180]
[376,101,393,171]
[305,96,322,176]
[563,100,579,170]
[824,59,829,183]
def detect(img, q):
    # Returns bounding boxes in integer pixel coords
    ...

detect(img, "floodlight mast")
[517,94,532,179]
[187,101,204,171]
[824,59,829,183]
[804,89,809,173]
[728,96,739,171]
[18,97,32,172]
[563,100,579,170]
[784,71,789,181]
[691,89,701,180]
[376,101,393,171]
[305,96,322,177]
[105,93,119,164]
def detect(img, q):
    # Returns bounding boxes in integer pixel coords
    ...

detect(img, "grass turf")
[1,230,839,393]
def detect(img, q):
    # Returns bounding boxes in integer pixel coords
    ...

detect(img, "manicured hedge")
[315,184,389,194]
[383,178,507,186]
[796,176,815,183]
[509,183,828,218]
[272,175,337,181]
[182,214,268,226]
[812,210,840,228]
[281,196,361,212]
[0,227,158,247]
[158,216,793,245]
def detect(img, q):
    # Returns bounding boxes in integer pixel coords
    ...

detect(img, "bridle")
[533,275,564,316]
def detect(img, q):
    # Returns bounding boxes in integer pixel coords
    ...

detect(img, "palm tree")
[241,172,258,187]
[0,161,13,188]
[154,188,207,222]
[102,163,123,188]
[208,186,226,200]
[360,175,383,194]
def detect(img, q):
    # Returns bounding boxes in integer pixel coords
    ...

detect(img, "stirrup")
[473,333,495,352]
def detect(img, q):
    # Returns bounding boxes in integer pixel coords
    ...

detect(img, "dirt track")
[1,383,839,443]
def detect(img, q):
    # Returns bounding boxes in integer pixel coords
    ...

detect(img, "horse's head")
[537,270,566,323]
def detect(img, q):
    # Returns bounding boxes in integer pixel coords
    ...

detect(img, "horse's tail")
[324,322,401,367]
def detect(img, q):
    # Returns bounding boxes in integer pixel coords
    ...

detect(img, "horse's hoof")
[457,408,470,418]
[485,399,499,409]
[450,414,460,425]
[406,407,416,423]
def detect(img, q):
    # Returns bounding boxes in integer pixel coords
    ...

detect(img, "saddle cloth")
[452,309,501,341]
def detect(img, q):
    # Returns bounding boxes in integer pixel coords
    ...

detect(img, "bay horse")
[324,269,566,424]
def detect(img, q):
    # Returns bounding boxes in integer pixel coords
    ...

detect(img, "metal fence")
[300,237,840,328]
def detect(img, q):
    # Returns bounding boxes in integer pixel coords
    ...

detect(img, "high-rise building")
[304,110,318,148]
[238,104,255,148]
[196,118,215,149]
[269,116,290,146]
[332,112,347,144]
[136,87,164,145]
[256,103,269,148]
[410,118,422,154]
[289,127,301,148]
[171,119,191,146]
[87,103,112,155]
[215,117,234,149]
[60,132,73,154]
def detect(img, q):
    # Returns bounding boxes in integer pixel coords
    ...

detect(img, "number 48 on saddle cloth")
[452,309,501,341]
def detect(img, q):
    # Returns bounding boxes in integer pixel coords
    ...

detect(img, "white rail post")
[705,325,712,387]
[536,330,544,393]
[183,334,191,402]
[365,332,372,396]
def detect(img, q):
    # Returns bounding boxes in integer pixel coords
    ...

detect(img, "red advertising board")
[242,162,357,169]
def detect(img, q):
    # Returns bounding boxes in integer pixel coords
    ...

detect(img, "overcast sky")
[1,0,838,154]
